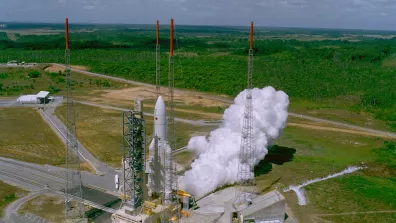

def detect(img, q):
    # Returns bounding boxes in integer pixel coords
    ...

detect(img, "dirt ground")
[6,32,17,41]
[44,64,88,73]
[93,86,228,109]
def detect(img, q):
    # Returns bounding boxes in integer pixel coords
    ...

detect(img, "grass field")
[0,181,27,217]
[254,124,393,222]
[55,103,216,167]
[0,108,65,165]
[0,65,132,97]
[382,56,396,68]
[18,195,64,223]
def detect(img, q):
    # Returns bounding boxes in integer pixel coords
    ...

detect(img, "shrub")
[56,77,65,83]
[28,71,41,78]
[0,73,8,79]
[48,85,61,94]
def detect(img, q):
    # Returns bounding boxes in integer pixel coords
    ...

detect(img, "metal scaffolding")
[235,21,255,204]
[64,18,86,221]
[162,18,179,223]
[122,106,146,209]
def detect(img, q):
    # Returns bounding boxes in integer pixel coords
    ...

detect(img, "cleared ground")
[0,181,27,217]
[0,108,65,165]
[55,103,216,168]
[18,194,64,223]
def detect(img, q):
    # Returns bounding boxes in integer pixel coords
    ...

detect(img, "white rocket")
[146,96,168,196]
[153,96,166,141]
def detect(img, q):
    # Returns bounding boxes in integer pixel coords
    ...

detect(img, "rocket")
[146,96,168,196]
[154,96,166,141]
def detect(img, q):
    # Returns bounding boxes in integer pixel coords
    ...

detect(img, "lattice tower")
[122,103,145,209]
[162,18,179,223]
[64,18,85,221]
[235,21,255,204]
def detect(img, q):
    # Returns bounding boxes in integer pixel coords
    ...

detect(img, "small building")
[36,91,50,104]
[16,91,51,104]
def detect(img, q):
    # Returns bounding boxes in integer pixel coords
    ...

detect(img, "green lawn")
[257,125,394,222]
[0,108,65,165]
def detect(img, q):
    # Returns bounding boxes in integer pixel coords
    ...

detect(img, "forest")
[0,24,395,130]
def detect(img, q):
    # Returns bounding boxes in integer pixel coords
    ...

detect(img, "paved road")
[0,157,117,195]
[0,157,118,217]
[55,63,396,138]
[39,102,116,175]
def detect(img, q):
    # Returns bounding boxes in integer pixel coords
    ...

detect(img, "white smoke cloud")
[180,86,289,198]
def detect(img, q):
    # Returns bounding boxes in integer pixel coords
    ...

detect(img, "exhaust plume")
[180,86,289,198]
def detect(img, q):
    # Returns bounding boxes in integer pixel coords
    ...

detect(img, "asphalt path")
[0,157,118,218]
[0,157,117,194]
[3,190,46,223]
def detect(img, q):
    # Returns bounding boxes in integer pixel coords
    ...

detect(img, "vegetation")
[1,23,395,222]
[0,25,395,130]
[0,66,126,97]
[255,124,391,222]
[0,181,27,217]
[27,70,41,78]
[0,108,65,165]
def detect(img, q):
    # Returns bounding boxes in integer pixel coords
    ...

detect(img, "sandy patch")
[96,86,227,108]
[210,52,231,56]
[44,64,88,73]
[6,32,17,41]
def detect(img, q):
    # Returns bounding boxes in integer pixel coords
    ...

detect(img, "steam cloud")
[180,86,289,198]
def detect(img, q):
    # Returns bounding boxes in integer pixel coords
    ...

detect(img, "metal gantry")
[235,21,255,204]
[64,18,86,221]
[162,18,179,223]
[122,108,146,209]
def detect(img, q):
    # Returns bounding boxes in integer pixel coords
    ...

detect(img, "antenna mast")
[156,20,161,98]
[64,18,86,221]
[235,21,255,204]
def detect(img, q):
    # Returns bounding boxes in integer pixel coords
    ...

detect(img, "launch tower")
[122,100,146,209]
[235,21,255,205]
[64,18,86,222]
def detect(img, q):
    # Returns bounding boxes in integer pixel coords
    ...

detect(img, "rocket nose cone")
[155,96,166,110]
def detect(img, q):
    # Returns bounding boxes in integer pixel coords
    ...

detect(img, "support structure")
[156,20,161,98]
[235,21,255,205]
[64,18,86,221]
[122,101,146,209]
[162,18,179,222]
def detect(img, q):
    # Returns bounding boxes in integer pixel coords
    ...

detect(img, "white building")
[17,91,50,104]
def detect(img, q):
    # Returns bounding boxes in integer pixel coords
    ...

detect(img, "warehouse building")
[17,91,51,104]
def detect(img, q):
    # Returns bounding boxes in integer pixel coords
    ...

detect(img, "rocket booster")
[146,96,167,195]
[154,96,166,141]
